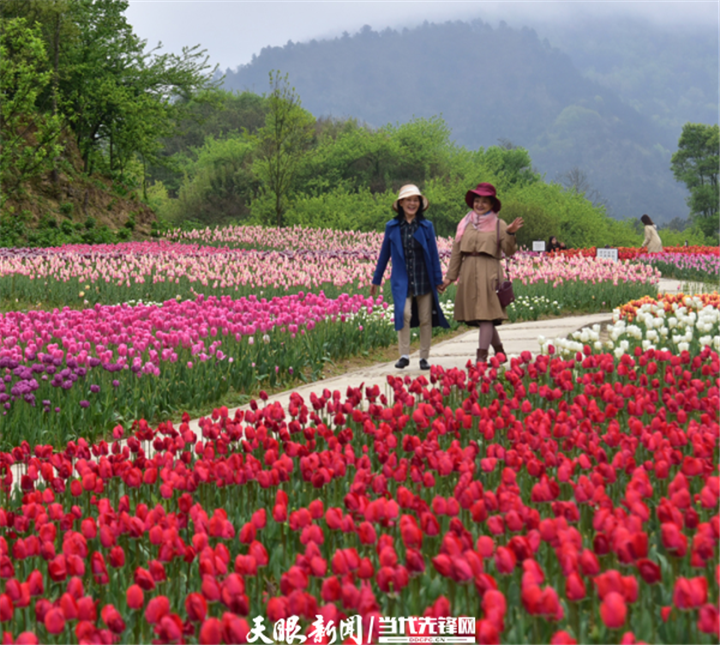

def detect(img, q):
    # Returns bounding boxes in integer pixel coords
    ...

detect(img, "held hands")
[437,280,451,294]
[506,217,524,234]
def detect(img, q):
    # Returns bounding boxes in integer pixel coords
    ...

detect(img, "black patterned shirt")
[400,218,430,297]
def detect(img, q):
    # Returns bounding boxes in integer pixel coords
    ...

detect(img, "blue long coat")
[372,217,450,332]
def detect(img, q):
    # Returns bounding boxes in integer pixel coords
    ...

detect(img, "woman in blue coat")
[370,185,449,370]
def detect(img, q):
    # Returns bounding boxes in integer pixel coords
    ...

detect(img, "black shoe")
[395,357,410,369]
[419,358,430,370]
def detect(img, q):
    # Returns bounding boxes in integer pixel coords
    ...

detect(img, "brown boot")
[476,348,489,363]
[493,343,508,363]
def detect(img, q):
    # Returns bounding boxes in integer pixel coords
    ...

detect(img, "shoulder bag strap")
[496,219,511,281]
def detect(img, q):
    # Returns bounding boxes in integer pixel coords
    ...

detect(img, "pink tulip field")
[635,252,720,284]
[0,225,715,644]
[0,227,660,309]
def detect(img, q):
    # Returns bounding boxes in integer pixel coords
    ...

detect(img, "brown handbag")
[495,219,515,308]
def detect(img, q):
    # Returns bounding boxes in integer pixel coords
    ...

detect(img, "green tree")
[149,90,268,196]
[162,135,256,226]
[63,0,221,186]
[0,0,222,204]
[671,123,719,242]
[0,17,63,207]
[251,71,316,227]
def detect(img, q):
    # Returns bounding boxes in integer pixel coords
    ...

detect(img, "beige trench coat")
[643,225,663,253]
[445,220,517,324]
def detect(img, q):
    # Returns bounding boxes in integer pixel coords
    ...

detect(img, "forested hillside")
[535,16,718,137]
[0,0,218,246]
[223,18,718,224]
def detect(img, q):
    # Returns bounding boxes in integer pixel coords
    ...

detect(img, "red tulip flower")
[59,593,78,621]
[199,617,221,644]
[48,555,67,582]
[636,559,662,585]
[76,596,96,622]
[66,577,84,600]
[154,614,183,642]
[251,508,267,529]
[357,521,377,545]
[145,595,170,624]
[109,546,125,568]
[673,577,708,610]
[565,572,586,601]
[238,522,256,544]
[494,546,516,574]
[221,612,250,644]
[248,541,268,567]
[126,584,144,610]
[134,567,156,591]
[476,619,499,645]
[482,589,506,631]
[15,633,39,644]
[26,570,43,597]
[100,604,126,634]
[201,576,221,603]
[698,603,720,638]
[34,598,52,624]
[0,594,12,622]
[661,523,688,558]
[186,592,207,622]
[600,592,627,630]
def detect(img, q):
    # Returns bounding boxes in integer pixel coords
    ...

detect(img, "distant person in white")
[640,214,663,253]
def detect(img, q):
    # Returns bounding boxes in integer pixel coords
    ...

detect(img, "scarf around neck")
[455,210,498,242]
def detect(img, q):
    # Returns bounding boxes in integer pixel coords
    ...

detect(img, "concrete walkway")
[209,311,612,418]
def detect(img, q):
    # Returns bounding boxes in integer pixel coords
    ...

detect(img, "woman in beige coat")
[641,214,663,253]
[439,183,524,364]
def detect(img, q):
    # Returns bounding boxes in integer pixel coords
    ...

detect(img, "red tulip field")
[0,342,716,643]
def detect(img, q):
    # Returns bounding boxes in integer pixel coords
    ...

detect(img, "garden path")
[184,277,690,431]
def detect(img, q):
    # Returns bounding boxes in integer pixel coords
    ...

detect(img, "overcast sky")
[125,1,719,71]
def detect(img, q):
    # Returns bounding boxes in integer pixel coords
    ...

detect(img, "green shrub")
[39,213,58,230]
[286,187,393,231]
[498,200,556,249]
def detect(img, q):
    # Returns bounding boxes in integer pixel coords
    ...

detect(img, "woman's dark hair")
[641,214,654,226]
[395,203,425,221]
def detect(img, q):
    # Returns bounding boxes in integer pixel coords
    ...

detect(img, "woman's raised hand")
[507,217,525,234]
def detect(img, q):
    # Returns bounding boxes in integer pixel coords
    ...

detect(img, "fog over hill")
[222,17,718,223]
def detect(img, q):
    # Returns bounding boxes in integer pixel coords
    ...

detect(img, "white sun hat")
[392,184,429,212]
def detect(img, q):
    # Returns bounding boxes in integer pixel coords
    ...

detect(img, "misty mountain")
[222,18,717,223]
[532,16,718,140]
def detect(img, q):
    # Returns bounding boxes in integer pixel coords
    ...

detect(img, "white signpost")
[532,241,546,252]
[596,248,619,261]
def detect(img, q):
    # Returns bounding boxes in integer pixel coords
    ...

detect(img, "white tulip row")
[539,296,720,357]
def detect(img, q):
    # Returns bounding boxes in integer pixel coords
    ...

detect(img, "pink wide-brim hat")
[465,182,502,212]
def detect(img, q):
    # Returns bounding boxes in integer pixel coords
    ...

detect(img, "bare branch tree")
[557,166,611,213]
